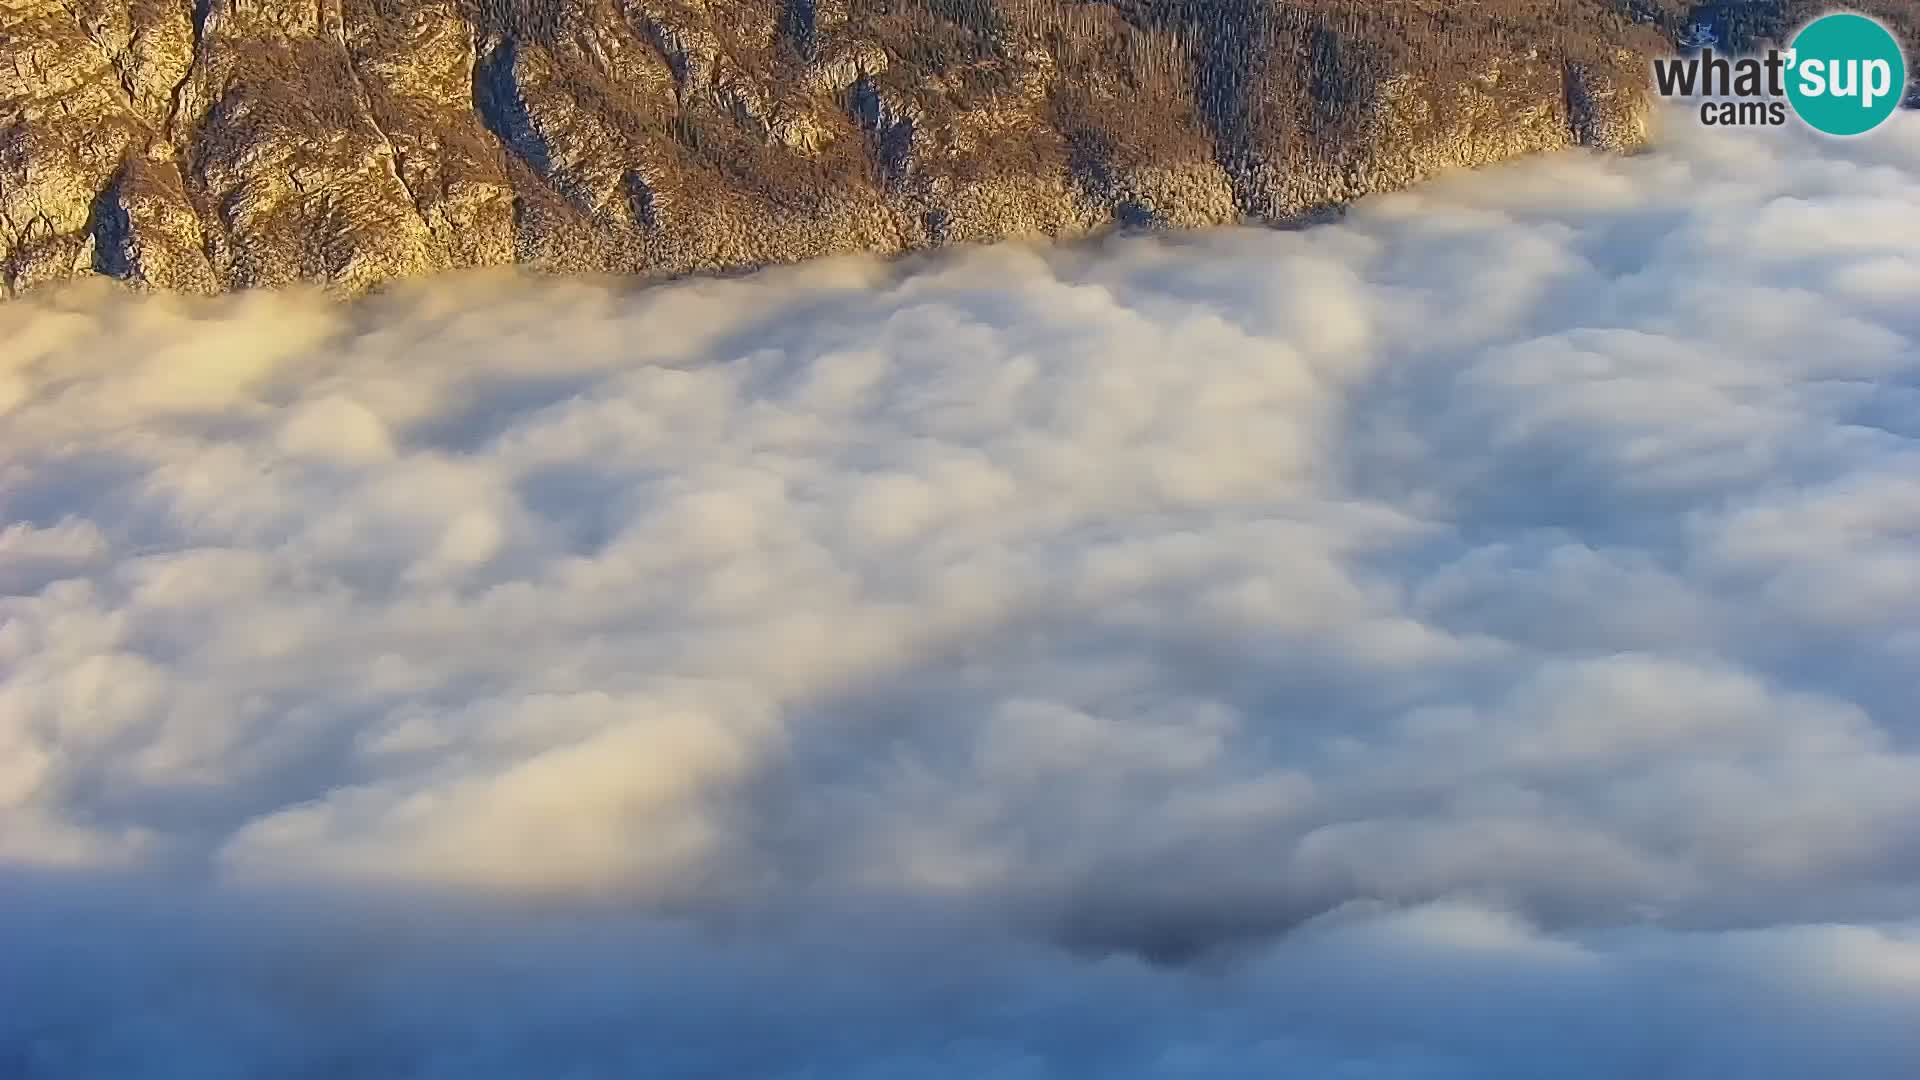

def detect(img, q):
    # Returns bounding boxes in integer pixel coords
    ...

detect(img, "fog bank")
[4,113,1920,1077]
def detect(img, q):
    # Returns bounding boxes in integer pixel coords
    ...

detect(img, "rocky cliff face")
[0,0,1803,296]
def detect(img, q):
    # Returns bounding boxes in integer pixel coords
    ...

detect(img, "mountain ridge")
[1,0,1912,297]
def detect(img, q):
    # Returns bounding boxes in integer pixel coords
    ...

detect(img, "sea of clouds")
[3,112,1920,1077]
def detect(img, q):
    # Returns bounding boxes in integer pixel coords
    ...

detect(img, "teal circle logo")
[1786,13,1908,135]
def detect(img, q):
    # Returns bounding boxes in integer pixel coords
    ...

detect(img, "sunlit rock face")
[0,0,1710,297]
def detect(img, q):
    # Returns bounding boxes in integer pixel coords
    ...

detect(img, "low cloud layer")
[4,113,1920,1076]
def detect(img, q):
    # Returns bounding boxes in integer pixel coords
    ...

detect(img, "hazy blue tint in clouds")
[3,113,1920,1077]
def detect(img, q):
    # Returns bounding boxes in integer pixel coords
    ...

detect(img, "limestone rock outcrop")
[1,0,1902,296]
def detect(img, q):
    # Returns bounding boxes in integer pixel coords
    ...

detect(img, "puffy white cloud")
[3,113,1920,1076]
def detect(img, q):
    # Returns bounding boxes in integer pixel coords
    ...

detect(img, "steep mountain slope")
[0,0,1894,295]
